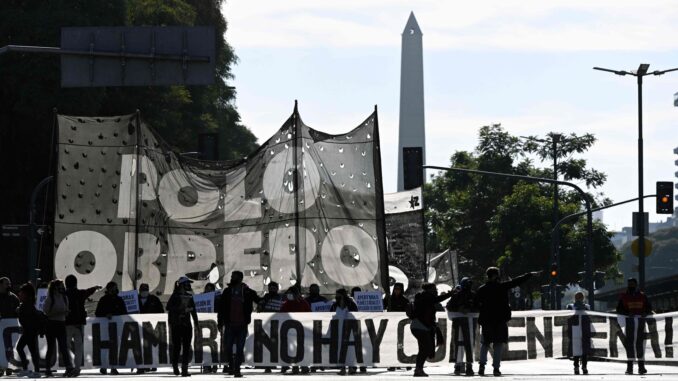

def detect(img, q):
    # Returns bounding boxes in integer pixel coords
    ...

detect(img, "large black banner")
[384,187,425,296]
[53,106,388,295]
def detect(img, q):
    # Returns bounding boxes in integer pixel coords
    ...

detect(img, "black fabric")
[330,298,358,312]
[166,290,199,327]
[0,291,20,318]
[385,294,410,312]
[385,210,425,297]
[65,287,98,325]
[217,284,260,327]
[45,320,72,370]
[94,294,127,317]
[446,289,476,313]
[54,108,389,297]
[170,323,193,369]
[139,295,164,314]
[411,327,435,369]
[17,302,46,335]
[16,332,40,372]
[476,273,532,343]
[413,291,452,328]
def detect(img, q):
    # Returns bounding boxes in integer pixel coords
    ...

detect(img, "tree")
[0,0,258,283]
[424,124,619,285]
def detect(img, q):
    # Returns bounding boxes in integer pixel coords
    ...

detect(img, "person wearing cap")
[136,283,163,374]
[167,276,199,377]
[446,277,477,376]
[566,291,591,375]
[218,271,261,378]
[95,281,127,375]
[616,278,653,375]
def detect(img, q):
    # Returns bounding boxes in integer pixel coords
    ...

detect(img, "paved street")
[42,360,678,380]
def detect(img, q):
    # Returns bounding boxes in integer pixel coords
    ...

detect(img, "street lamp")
[593,63,678,290]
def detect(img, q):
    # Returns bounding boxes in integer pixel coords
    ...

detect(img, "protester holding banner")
[410,283,453,377]
[166,277,199,377]
[304,283,327,305]
[95,282,127,375]
[385,282,409,312]
[218,271,261,378]
[280,287,311,374]
[15,282,44,378]
[65,275,101,377]
[200,283,219,374]
[43,279,75,377]
[0,277,20,375]
[566,291,590,375]
[476,267,539,376]
[257,281,283,313]
[330,288,359,375]
[446,277,477,376]
[138,283,163,314]
[616,278,653,375]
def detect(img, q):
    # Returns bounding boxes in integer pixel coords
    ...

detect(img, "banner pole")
[372,105,390,297]
[133,110,142,290]
[292,101,302,287]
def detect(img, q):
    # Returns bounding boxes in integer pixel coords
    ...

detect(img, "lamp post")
[593,64,678,290]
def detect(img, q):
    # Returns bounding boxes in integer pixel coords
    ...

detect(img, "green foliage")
[425,125,620,285]
[0,1,257,281]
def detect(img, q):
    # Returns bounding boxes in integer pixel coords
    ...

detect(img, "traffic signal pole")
[423,165,596,309]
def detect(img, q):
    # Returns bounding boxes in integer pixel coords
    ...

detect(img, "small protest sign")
[119,290,140,313]
[354,291,383,312]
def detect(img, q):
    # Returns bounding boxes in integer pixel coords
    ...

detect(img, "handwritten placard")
[119,290,140,313]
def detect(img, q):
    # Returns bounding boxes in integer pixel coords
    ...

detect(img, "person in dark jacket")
[446,277,477,376]
[166,276,199,377]
[616,278,653,375]
[385,283,409,312]
[16,282,43,378]
[0,277,20,376]
[304,283,327,305]
[257,281,283,313]
[476,267,540,376]
[65,275,101,376]
[331,288,359,375]
[566,291,591,375]
[136,283,163,374]
[218,271,261,378]
[410,283,453,377]
[138,283,164,314]
[95,281,127,375]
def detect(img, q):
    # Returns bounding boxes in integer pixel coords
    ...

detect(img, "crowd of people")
[0,268,654,378]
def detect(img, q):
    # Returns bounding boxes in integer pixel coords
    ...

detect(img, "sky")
[221,0,678,231]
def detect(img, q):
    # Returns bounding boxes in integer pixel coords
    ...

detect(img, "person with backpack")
[476,267,540,376]
[616,278,653,375]
[218,271,261,378]
[64,275,101,377]
[166,276,199,377]
[43,279,75,377]
[446,277,477,376]
[410,283,453,377]
[16,282,44,378]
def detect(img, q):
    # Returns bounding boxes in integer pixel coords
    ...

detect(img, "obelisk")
[397,12,425,191]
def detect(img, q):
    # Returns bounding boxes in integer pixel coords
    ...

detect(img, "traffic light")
[656,181,674,214]
[594,271,606,289]
[550,263,558,278]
